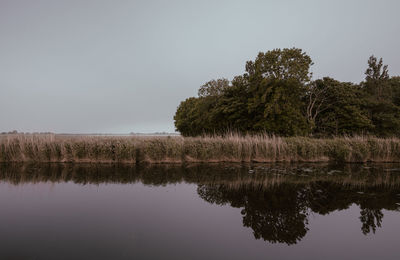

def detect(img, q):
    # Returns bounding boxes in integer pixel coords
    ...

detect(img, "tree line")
[174,48,400,137]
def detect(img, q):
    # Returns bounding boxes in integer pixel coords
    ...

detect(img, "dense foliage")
[174,48,400,137]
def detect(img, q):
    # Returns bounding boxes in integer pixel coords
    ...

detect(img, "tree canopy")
[174,48,400,137]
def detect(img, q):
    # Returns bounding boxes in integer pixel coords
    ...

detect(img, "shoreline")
[1,134,400,164]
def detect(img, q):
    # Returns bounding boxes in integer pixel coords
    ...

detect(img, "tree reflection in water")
[198,182,400,245]
[198,184,310,245]
[1,162,400,245]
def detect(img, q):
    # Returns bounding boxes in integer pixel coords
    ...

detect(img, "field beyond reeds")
[1,134,400,163]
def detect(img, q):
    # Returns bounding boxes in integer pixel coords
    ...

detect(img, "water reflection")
[198,182,400,244]
[1,163,400,246]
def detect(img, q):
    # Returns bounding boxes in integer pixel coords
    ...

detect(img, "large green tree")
[246,48,312,135]
[311,78,372,135]
[174,79,234,136]
[209,76,252,133]
[362,56,400,136]
[174,97,202,136]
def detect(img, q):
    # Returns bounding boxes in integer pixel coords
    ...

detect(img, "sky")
[0,0,399,133]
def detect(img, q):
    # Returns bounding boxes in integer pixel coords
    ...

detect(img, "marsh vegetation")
[1,134,400,163]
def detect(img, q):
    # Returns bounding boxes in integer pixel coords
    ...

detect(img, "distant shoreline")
[0,132,180,137]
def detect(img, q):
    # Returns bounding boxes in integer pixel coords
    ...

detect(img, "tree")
[246,48,312,135]
[311,78,372,135]
[389,76,400,106]
[305,78,336,132]
[198,78,230,97]
[245,48,313,84]
[362,56,400,136]
[364,55,390,101]
[247,79,309,135]
[174,97,202,136]
[174,79,232,136]
[209,76,252,133]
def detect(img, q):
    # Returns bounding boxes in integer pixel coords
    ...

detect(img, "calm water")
[0,163,400,260]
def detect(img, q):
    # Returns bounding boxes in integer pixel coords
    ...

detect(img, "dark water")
[1,163,400,260]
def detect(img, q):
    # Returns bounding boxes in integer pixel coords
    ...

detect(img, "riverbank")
[1,134,400,163]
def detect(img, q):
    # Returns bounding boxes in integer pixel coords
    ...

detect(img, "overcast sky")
[0,0,399,133]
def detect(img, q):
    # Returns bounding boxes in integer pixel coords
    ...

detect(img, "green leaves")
[362,56,400,136]
[174,50,400,137]
[246,48,313,84]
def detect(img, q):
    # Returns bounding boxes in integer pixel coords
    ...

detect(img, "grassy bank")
[1,134,400,163]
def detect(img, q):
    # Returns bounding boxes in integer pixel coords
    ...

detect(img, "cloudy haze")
[1,0,399,133]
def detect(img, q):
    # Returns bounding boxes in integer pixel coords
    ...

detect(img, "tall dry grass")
[1,134,400,163]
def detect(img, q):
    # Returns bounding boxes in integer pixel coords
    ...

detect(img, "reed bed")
[1,134,400,163]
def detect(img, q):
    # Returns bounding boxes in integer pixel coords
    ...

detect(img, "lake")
[0,163,399,260]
